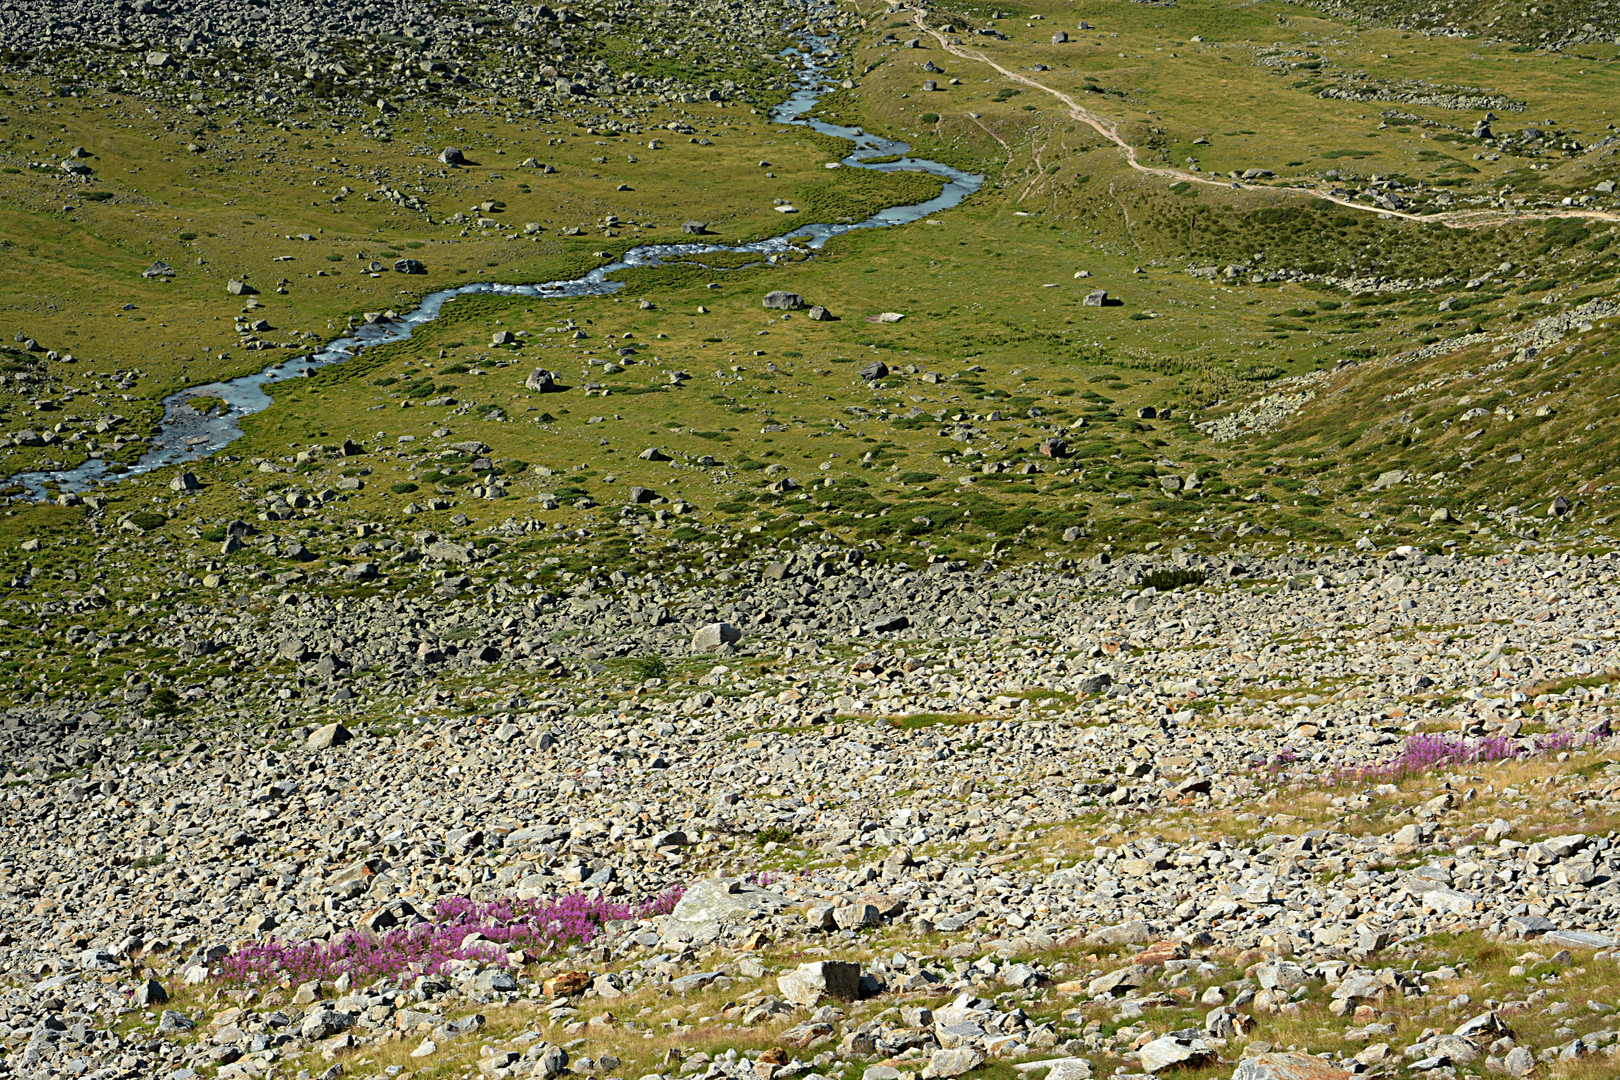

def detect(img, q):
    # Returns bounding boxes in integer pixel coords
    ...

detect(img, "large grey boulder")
[763,290,805,310]
[300,1008,353,1041]
[1255,960,1310,991]
[307,723,352,750]
[1232,1055,1352,1080]
[1137,1035,1215,1073]
[525,368,560,392]
[1043,1061,1092,1080]
[423,541,474,564]
[691,622,741,652]
[922,1048,985,1079]
[1088,919,1154,945]
[665,878,787,943]
[778,960,862,1007]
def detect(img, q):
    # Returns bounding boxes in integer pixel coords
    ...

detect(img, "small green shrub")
[631,654,670,682]
[146,687,182,717]
[1141,568,1207,592]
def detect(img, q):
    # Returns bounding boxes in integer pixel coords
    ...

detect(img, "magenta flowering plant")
[1333,724,1609,786]
[214,886,685,987]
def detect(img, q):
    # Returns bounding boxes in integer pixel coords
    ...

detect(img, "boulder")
[133,978,168,1006]
[1045,1061,1092,1080]
[922,1048,985,1079]
[667,878,788,940]
[763,290,806,310]
[682,221,708,235]
[394,258,426,275]
[1137,1036,1215,1073]
[807,305,836,321]
[307,723,352,750]
[1232,1055,1352,1080]
[691,622,741,652]
[858,361,890,381]
[439,146,467,165]
[778,960,863,1007]
[525,368,560,393]
[1088,919,1154,945]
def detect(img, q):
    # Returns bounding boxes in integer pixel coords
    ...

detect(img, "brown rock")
[1232,1053,1353,1080]
[1133,940,1189,967]
[544,971,591,997]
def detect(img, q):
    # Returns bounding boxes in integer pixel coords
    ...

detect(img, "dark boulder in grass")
[525,368,561,392]
[394,258,425,274]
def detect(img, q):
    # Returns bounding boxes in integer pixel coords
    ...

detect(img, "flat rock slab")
[1233,1054,1353,1080]
[1544,929,1618,949]
[665,878,787,941]
[1137,1036,1215,1073]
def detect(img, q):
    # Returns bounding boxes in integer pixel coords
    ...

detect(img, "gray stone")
[1137,1035,1215,1073]
[1075,673,1112,695]
[1231,1054,1352,1080]
[668,878,787,931]
[778,960,862,1007]
[1089,919,1153,945]
[763,291,805,310]
[134,978,168,1006]
[691,622,742,652]
[922,1047,985,1078]
[307,723,352,750]
[1545,929,1618,949]
[1042,1061,1092,1080]
[1502,1046,1535,1075]
[300,1008,352,1041]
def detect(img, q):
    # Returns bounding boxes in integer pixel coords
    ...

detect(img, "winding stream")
[11,31,981,500]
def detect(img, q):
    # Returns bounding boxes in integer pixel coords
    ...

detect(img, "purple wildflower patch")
[1336,724,1609,785]
[215,886,684,987]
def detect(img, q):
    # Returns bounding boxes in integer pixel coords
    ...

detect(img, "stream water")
[11,31,982,499]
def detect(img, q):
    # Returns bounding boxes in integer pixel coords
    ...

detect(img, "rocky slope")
[6,544,1620,1080]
